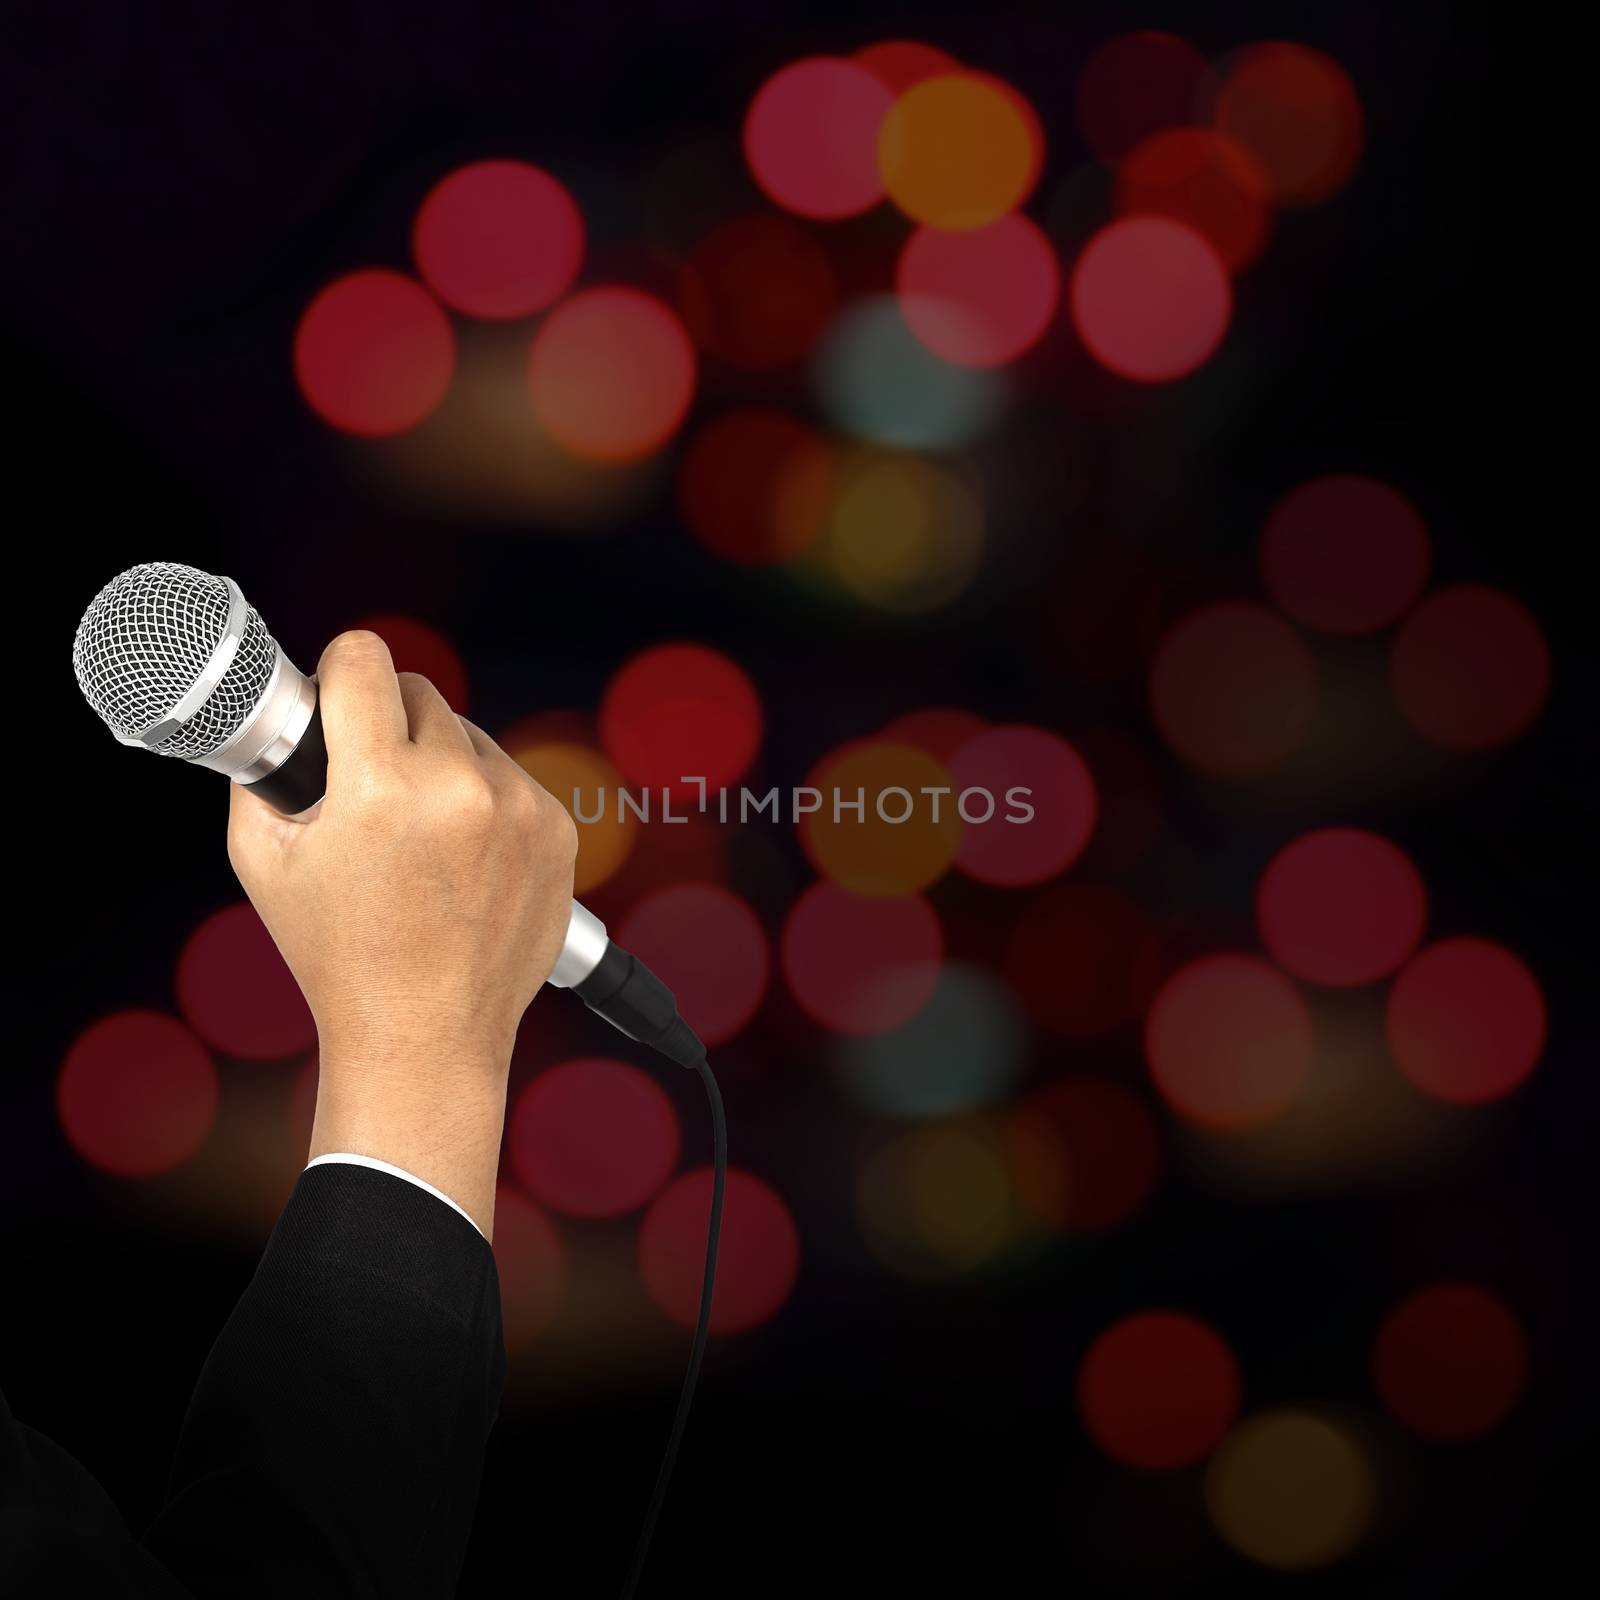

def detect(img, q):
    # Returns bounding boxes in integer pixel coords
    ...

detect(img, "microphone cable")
[619,1049,725,1600]
[571,942,725,1599]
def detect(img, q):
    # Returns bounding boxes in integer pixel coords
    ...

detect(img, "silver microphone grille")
[72,562,279,759]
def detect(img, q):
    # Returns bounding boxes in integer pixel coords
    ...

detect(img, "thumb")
[227,779,308,876]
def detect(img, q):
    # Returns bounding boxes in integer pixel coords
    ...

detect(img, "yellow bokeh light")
[512,741,637,894]
[800,740,963,897]
[825,451,983,613]
[1206,1411,1373,1570]
[858,1119,1017,1279]
[878,74,1039,230]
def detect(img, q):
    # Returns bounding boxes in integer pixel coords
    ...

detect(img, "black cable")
[619,1050,726,1599]
[567,944,727,1594]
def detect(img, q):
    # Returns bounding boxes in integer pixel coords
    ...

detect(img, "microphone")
[72,561,704,1069]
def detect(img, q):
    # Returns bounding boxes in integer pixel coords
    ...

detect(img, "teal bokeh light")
[814,296,1005,449]
[835,962,1026,1117]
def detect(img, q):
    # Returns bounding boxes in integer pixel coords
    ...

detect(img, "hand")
[226,630,578,1235]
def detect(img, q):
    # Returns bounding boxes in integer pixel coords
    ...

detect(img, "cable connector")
[571,942,707,1068]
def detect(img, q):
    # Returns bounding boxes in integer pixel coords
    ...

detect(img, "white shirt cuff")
[305,1152,485,1240]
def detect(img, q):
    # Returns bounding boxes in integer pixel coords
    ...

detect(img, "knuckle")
[506,772,541,814]
[441,765,497,822]
[545,798,580,859]
[504,777,576,859]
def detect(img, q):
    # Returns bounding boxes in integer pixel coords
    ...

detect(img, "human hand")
[226,630,578,1233]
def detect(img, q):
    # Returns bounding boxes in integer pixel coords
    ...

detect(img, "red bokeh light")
[1149,602,1317,779]
[1116,129,1273,274]
[412,159,584,320]
[58,1010,218,1177]
[618,884,769,1046]
[946,725,1097,887]
[854,40,958,93]
[1077,31,1215,164]
[1005,884,1162,1036]
[1007,1077,1163,1232]
[880,708,987,762]
[677,212,838,371]
[508,1057,680,1218]
[527,287,696,464]
[599,642,762,797]
[1215,43,1363,206]
[1078,1311,1241,1469]
[1373,1284,1528,1440]
[1386,938,1545,1104]
[351,613,469,713]
[293,269,454,438]
[1390,586,1551,751]
[897,214,1060,368]
[1145,955,1314,1130]
[1071,216,1230,382]
[605,813,730,901]
[176,902,316,1060]
[638,1167,800,1333]
[743,58,893,220]
[1257,828,1428,987]
[677,409,834,564]
[1261,475,1430,634]
[781,883,942,1035]
[492,1184,568,1348]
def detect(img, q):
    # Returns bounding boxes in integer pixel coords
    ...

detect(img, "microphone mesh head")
[73,562,279,758]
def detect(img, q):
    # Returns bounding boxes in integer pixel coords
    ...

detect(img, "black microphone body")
[246,696,331,816]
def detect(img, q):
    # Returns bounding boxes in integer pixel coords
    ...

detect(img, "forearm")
[308,1052,511,1240]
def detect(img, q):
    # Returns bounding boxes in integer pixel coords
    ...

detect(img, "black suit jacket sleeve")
[140,1162,506,1598]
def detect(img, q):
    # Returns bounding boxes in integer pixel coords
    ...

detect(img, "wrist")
[307,1052,511,1238]
[314,1009,518,1084]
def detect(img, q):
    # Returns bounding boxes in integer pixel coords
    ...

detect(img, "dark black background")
[2,4,1582,1597]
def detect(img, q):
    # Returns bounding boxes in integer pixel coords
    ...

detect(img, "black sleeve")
[0,1389,191,1598]
[141,1163,506,1599]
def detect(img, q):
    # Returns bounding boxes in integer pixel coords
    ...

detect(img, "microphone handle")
[236,699,704,1068]
[244,696,330,815]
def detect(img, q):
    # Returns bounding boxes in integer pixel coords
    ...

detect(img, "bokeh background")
[3,3,1579,1595]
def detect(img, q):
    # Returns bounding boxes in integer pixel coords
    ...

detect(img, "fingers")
[317,632,408,767]
[397,672,475,757]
